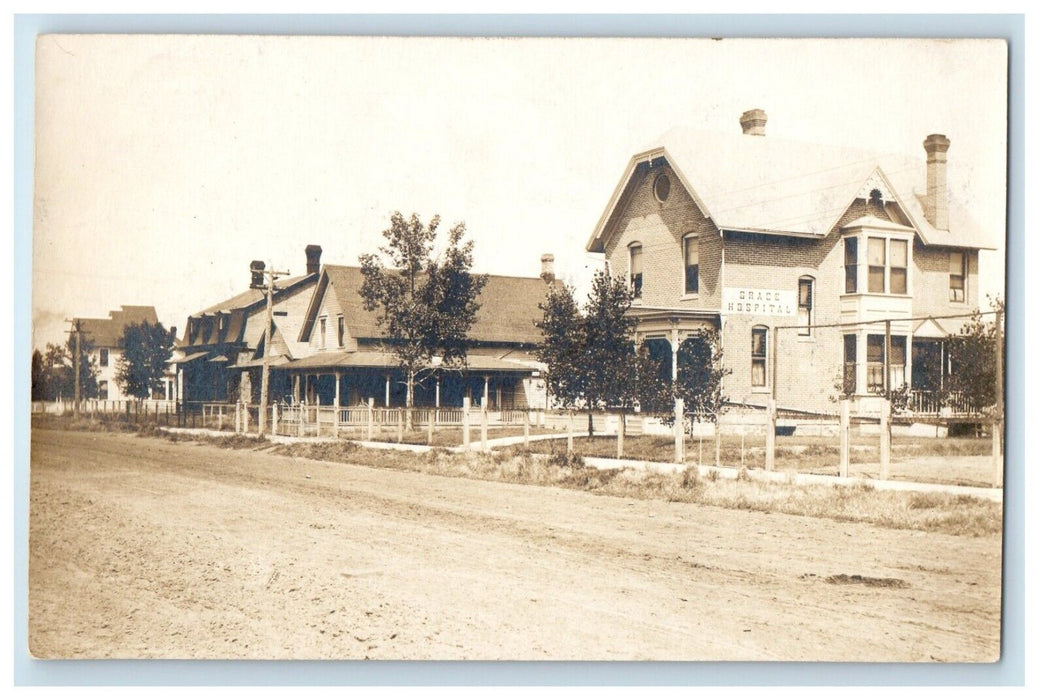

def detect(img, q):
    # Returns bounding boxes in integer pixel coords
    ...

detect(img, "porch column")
[435,376,441,408]
[334,371,341,407]
[483,376,489,406]
[293,374,301,403]
[385,374,391,407]
[496,382,502,411]
[671,328,680,382]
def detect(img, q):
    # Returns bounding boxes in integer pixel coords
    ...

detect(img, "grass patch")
[38,415,1002,538]
[265,441,1000,537]
[824,574,910,588]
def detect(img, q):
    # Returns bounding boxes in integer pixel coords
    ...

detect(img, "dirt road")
[28,429,1001,660]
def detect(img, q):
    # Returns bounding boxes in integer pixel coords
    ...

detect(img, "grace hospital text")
[722,287,796,317]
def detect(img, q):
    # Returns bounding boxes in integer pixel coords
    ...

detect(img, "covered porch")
[277,350,540,410]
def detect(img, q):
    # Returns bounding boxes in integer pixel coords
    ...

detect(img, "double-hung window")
[99,348,109,367]
[684,236,699,294]
[751,327,768,388]
[889,239,908,294]
[798,277,813,335]
[867,334,906,393]
[629,244,643,299]
[338,316,346,347]
[868,237,886,293]
[949,252,967,302]
[319,317,327,349]
[843,334,857,395]
[844,237,858,293]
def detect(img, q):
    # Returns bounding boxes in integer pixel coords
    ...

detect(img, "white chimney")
[923,134,950,230]
[740,109,767,136]
[540,253,555,283]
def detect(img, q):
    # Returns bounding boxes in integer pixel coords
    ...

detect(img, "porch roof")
[913,317,969,338]
[281,350,537,373]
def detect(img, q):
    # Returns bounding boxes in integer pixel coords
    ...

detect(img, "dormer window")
[684,235,700,294]
[629,244,643,299]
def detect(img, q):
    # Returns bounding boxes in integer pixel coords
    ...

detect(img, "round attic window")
[653,173,671,202]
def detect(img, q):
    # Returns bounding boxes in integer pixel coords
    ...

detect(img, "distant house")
[585,109,997,415]
[74,305,163,401]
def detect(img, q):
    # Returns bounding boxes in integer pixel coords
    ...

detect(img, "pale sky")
[32,36,1008,349]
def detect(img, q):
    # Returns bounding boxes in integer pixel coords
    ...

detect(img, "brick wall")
[604,166,722,310]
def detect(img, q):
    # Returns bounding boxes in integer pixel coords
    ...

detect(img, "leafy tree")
[535,282,587,412]
[944,297,1004,417]
[31,350,45,401]
[674,329,730,430]
[537,268,663,451]
[116,321,175,400]
[359,212,487,424]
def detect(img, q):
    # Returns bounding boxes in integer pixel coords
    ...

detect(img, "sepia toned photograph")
[28,34,1008,662]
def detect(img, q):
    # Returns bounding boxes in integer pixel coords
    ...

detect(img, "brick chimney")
[305,244,322,275]
[740,109,767,136]
[540,253,555,283]
[923,134,950,230]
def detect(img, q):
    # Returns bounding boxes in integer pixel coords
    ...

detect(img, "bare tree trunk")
[588,412,594,438]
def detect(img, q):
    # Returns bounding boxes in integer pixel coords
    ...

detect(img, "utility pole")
[250,260,289,436]
[65,318,82,416]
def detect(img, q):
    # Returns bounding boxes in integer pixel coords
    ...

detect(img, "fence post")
[567,409,574,455]
[366,398,374,441]
[397,408,404,443]
[879,397,891,480]
[714,418,721,467]
[271,402,278,438]
[523,408,530,448]
[315,403,321,437]
[765,398,776,472]
[839,399,850,479]
[481,397,489,452]
[218,405,223,432]
[299,402,305,438]
[427,409,434,445]
[463,397,471,452]
[674,398,684,464]
[334,405,340,439]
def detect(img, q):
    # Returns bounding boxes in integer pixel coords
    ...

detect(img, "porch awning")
[234,355,291,369]
[913,317,969,339]
[208,355,229,363]
[169,351,209,364]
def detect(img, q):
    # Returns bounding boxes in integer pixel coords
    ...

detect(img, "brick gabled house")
[585,110,997,415]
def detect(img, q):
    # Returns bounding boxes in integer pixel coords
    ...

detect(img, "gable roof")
[76,305,160,348]
[588,127,996,253]
[299,265,554,347]
[178,273,316,347]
